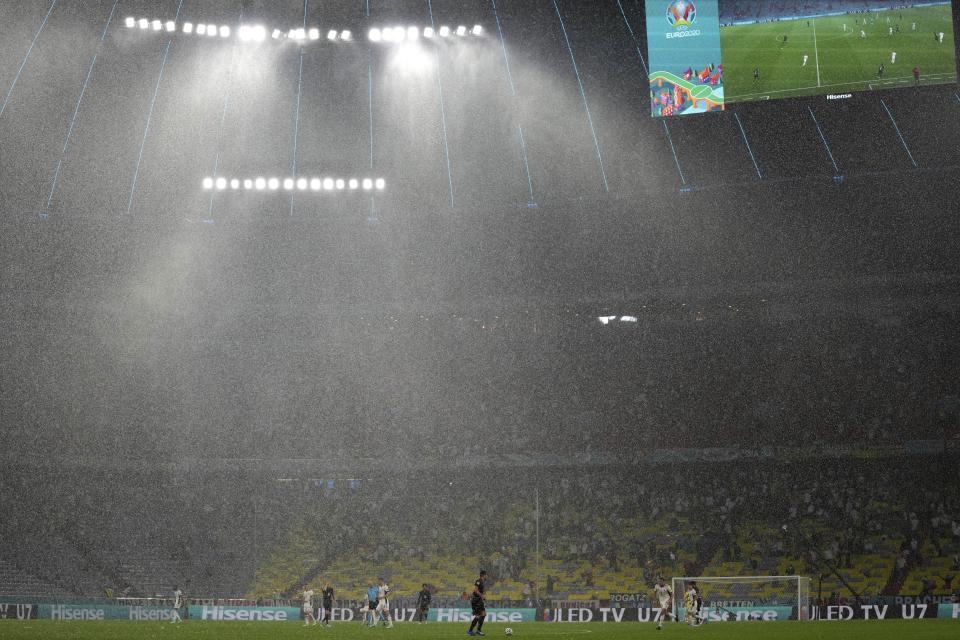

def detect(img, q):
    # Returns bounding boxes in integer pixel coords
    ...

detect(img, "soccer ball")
[505,628,513,636]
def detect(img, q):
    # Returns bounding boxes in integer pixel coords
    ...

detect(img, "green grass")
[2,620,960,640]
[721,6,957,102]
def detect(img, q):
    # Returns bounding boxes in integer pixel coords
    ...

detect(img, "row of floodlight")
[369,25,482,42]
[202,176,387,192]
[124,17,482,44]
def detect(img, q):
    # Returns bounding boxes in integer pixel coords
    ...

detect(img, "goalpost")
[670,575,810,622]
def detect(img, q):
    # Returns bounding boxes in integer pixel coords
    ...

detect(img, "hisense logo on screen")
[666,0,697,28]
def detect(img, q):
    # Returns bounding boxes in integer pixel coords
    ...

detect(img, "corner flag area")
[721,5,957,103]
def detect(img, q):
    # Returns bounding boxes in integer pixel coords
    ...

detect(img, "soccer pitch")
[2,620,960,640]
[721,5,957,103]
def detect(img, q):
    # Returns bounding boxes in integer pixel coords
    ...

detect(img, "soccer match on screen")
[1,0,959,639]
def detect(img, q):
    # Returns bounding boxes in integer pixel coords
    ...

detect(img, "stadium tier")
[240,456,959,606]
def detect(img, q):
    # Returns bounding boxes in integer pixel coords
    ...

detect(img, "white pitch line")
[812,18,821,87]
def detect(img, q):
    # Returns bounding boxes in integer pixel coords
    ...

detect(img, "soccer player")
[366,580,380,627]
[376,578,394,628]
[889,26,894,36]
[416,584,432,623]
[913,66,921,84]
[891,51,897,64]
[170,586,184,624]
[654,577,675,630]
[302,588,317,626]
[878,63,885,78]
[912,22,916,31]
[802,54,808,67]
[467,570,488,636]
[753,67,760,82]
[860,29,867,39]
[684,582,704,627]
[938,32,945,44]
[321,581,335,627]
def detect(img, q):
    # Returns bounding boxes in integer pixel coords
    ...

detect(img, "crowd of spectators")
[720,1,916,24]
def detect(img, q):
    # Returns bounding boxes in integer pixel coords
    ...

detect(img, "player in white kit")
[891,51,897,64]
[302,589,318,626]
[376,578,394,628]
[170,586,184,624]
[802,54,808,67]
[654,578,675,630]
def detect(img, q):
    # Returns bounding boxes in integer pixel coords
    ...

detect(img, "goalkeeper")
[684,581,704,627]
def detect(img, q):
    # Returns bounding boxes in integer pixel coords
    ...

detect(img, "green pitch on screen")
[722,6,957,103]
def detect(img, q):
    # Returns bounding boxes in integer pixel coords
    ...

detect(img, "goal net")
[670,575,810,623]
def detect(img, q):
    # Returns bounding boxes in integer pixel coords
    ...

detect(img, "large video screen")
[647,0,958,116]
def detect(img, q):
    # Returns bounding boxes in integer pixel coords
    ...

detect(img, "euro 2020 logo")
[666,0,697,28]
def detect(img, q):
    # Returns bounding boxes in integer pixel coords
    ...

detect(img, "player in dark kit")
[467,571,488,636]
[321,582,335,627]
[416,583,432,623]
[753,67,760,81]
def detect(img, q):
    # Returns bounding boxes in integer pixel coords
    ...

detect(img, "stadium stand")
[245,456,959,606]
[720,1,928,24]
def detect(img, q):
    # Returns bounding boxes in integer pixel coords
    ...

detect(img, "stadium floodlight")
[197,24,206,35]
[335,179,345,190]
[271,28,283,40]
[292,28,306,41]
[340,30,352,41]
[202,177,214,190]
[297,178,308,191]
[268,178,280,190]
[407,26,420,40]
[215,177,227,190]
[308,28,320,41]
[238,25,251,41]
[381,27,394,42]
[310,178,322,191]
[220,26,231,38]
[375,178,386,190]
[255,177,266,190]
[251,25,267,41]
[165,21,176,32]
[283,178,295,191]
[362,178,373,190]
[152,20,162,31]
[125,17,136,28]
[230,179,240,190]
[327,29,337,41]
[348,178,359,190]
[323,178,334,190]
[138,18,149,29]
[456,25,467,36]
[472,25,483,36]
[183,22,193,34]
[369,28,381,42]
[424,27,435,38]
[207,25,218,37]
[243,179,253,190]
[394,26,406,42]
[439,26,450,37]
